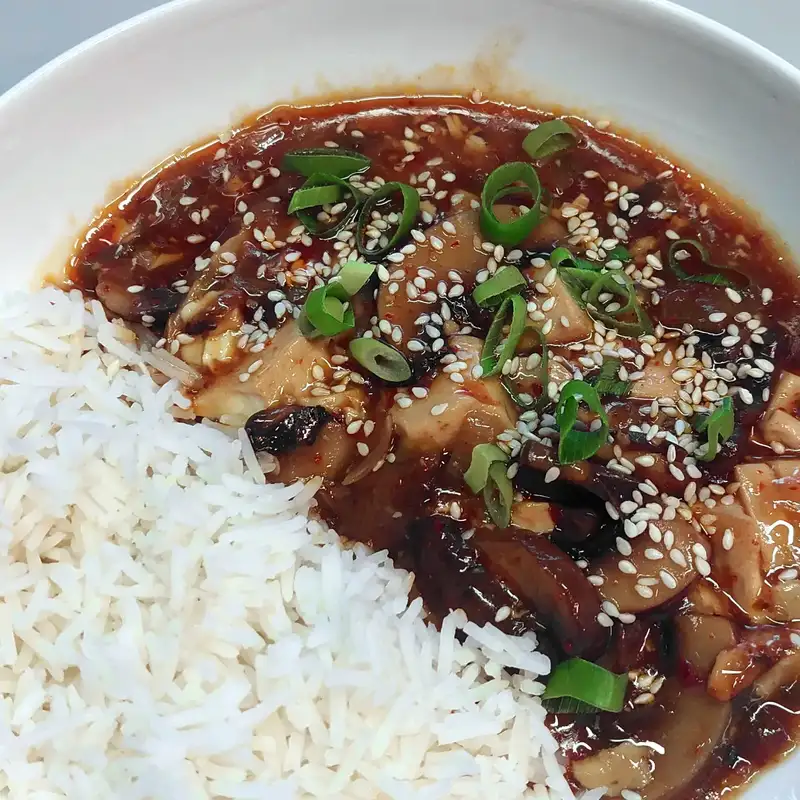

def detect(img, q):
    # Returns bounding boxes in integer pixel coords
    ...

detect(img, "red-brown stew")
[68,96,800,800]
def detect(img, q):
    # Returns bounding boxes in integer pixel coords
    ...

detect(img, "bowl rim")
[0,1,799,798]
[2,0,800,114]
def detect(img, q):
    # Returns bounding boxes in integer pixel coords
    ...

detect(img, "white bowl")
[0,0,797,796]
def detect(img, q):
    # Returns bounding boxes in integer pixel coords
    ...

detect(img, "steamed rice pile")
[0,288,580,799]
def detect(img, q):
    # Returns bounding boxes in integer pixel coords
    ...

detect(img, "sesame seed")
[670,549,687,567]
[127,285,145,294]
[616,537,633,556]
[544,466,561,484]
[601,601,620,620]
[725,287,743,304]
[597,612,614,628]
[722,529,735,550]
[430,403,449,416]
[357,442,370,457]
[696,557,711,577]
[659,569,678,589]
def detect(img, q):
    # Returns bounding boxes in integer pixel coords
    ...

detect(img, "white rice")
[0,287,578,799]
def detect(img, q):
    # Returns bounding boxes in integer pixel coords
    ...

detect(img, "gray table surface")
[0,0,797,95]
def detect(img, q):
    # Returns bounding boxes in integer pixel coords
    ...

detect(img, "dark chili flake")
[245,406,331,454]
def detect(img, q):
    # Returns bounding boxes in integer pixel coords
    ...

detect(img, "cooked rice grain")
[0,288,571,799]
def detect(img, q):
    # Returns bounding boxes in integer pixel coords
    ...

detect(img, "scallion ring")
[464,443,508,493]
[484,461,513,528]
[522,120,578,160]
[581,270,652,337]
[330,260,376,296]
[694,396,735,461]
[667,239,737,287]
[556,379,609,465]
[472,266,527,308]
[480,294,528,377]
[287,182,342,214]
[356,181,420,260]
[543,658,628,714]
[550,246,601,272]
[301,282,354,337]
[591,357,630,398]
[282,148,371,178]
[349,337,412,383]
[606,244,632,264]
[480,162,543,247]
[290,173,362,237]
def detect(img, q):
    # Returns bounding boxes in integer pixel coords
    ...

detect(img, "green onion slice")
[523,120,579,160]
[606,244,632,264]
[331,260,375,296]
[591,357,630,398]
[480,162,543,247]
[287,181,342,214]
[694,396,735,461]
[484,461,513,528]
[349,337,412,383]
[301,282,354,337]
[282,148,371,178]
[356,181,420,260]
[667,239,736,287]
[556,380,609,465]
[556,256,651,337]
[543,658,628,714]
[472,266,527,308]
[291,173,362,237]
[585,271,653,336]
[481,294,528,377]
[550,246,601,272]
[464,443,508,493]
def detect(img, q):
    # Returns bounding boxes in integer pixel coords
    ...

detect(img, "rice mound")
[0,288,577,799]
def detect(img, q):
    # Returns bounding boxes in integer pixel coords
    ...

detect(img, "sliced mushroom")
[736,460,800,572]
[475,531,608,658]
[639,686,731,800]
[770,580,800,622]
[707,645,766,701]
[675,614,738,680]
[320,452,444,552]
[574,686,732,800]
[573,741,654,794]
[591,518,707,613]
[708,626,800,701]
[700,499,765,618]
[754,651,800,698]
[407,515,541,635]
